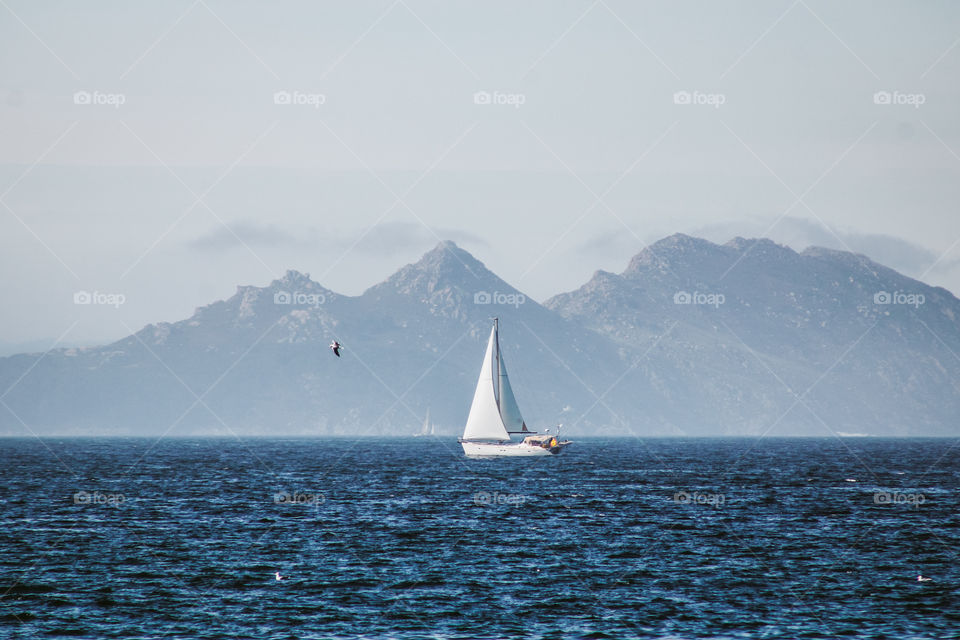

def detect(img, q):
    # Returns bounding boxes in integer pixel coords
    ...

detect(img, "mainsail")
[497,348,527,433]
[462,320,525,441]
[421,408,430,435]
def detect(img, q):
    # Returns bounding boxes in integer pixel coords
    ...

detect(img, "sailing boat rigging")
[414,408,435,437]
[459,318,572,457]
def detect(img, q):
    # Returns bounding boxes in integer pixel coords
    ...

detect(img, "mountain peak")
[386,241,490,285]
[432,239,460,251]
[417,240,484,272]
[801,244,871,263]
[273,269,315,289]
[723,236,796,256]
[657,232,706,247]
[362,240,519,317]
[624,233,722,275]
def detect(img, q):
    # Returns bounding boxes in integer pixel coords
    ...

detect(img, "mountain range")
[2,234,958,437]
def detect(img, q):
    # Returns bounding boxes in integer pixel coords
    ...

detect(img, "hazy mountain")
[546,233,960,436]
[0,242,620,436]
[2,236,958,437]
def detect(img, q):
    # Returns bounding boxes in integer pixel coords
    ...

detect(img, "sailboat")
[413,408,435,437]
[459,318,572,457]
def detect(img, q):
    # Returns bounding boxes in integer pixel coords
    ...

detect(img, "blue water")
[1,437,958,639]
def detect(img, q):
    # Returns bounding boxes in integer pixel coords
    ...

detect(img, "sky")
[1,0,959,351]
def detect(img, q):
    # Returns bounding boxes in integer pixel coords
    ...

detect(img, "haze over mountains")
[2,234,958,437]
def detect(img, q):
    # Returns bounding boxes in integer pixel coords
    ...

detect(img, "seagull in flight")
[329,341,342,357]
[275,571,284,581]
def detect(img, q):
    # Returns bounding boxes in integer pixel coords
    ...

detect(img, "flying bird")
[329,341,342,357]
[275,571,284,581]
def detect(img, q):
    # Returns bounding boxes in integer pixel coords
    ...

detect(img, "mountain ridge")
[2,235,958,437]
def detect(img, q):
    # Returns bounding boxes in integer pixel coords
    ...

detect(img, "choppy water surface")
[2,437,959,639]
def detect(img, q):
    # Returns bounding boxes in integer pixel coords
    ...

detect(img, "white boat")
[413,408,435,437]
[459,318,572,457]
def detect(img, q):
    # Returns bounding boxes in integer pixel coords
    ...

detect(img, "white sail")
[422,408,430,435]
[497,348,527,433]
[462,325,511,441]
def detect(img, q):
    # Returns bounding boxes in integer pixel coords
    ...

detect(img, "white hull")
[461,440,568,457]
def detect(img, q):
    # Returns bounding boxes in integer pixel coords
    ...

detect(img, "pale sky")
[1,0,958,351]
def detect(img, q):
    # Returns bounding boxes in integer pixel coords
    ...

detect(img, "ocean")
[1,437,958,639]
